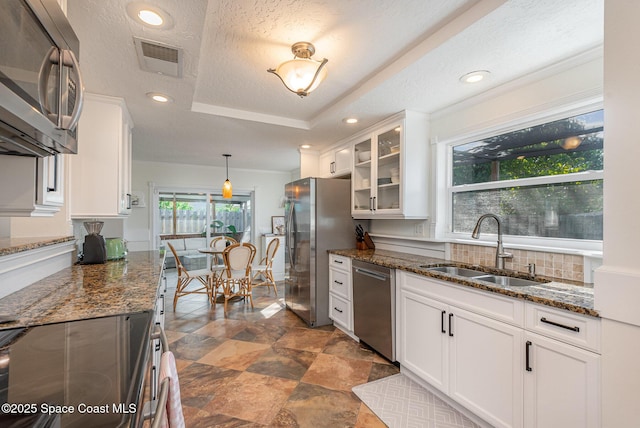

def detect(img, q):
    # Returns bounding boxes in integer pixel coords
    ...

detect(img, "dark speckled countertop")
[330,248,597,318]
[0,250,165,329]
[0,236,75,256]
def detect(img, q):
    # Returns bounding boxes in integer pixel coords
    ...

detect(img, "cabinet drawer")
[329,268,351,300]
[525,303,601,352]
[329,294,351,330]
[329,254,351,272]
[400,271,524,327]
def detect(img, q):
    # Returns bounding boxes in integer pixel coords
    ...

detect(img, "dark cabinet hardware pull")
[373,196,377,211]
[334,307,343,313]
[334,280,343,285]
[126,193,132,209]
[540,317,580,332]
[441,310,446,334]
[334,260,343,264]
[448,313,454,337]
[526,341,532,371]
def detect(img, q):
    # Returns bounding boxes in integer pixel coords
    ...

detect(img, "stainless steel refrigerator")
[284,177,353,327]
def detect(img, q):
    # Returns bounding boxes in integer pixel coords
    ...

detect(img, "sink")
[423,266,541,287]
[423,266,487,277]
[473,275,539,287]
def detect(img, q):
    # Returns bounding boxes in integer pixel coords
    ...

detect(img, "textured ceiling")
[65,0,603,172]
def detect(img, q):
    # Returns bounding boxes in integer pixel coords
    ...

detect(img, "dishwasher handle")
[354,267,389,281]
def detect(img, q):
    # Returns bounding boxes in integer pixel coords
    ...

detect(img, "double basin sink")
[422,265,544,287]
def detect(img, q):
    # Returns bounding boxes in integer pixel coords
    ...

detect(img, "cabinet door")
[449,307,524,428]
[37,154,64,207]
[524,332,600,428]
[318,151,334,177]
[399,289,449,393]
[352,136,373,214]
[333,144,352,176]
[118,118,132,214]
[374,123,402,212]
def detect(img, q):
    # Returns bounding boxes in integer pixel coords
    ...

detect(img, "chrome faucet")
[471,214,513,270]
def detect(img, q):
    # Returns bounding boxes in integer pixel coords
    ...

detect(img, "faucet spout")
[471,214,512,269]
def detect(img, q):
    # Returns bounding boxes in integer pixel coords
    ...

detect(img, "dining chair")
[166,242,212,311]
[208,236,237,299]
[251,238,280,295]
[216,242,256,316]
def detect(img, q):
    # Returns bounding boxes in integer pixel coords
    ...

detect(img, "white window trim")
[436,99,604,255]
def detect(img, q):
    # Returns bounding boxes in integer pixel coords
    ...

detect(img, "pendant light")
[222,154,232,199]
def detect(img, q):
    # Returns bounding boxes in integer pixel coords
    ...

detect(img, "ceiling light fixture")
[460,70,490,84]
[300,144,312,149]
[126,3,174,29]
[343,117,358,124]
[146,92,173,103]
[267,42,328,97]
[222,154,233,199]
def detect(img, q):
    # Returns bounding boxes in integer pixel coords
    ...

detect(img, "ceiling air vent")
[133,37,183,77]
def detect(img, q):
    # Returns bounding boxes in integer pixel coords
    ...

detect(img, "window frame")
[439,99,604,253]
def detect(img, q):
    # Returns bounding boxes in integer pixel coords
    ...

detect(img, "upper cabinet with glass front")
[352,111,429,219]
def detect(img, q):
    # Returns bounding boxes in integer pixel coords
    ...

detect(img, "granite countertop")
[0,250,165,329]
[330,248,597,318]
[0,236,76,257]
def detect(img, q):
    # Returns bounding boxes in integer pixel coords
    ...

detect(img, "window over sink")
[448,108,603,246]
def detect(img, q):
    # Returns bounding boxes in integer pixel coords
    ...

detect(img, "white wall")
[595,1,640,425]
[125,160,292,256]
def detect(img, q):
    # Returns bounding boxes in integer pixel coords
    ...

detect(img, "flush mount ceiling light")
[267,42,328,97]
[126,2,174,29]
[459,70,490,84]
[299,144,312,149]
[146,92,173,103]
[342,117,358,124]
[222,154,233,199]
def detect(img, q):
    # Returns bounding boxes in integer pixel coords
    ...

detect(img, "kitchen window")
[157,191,252,240]
[448,108,603,245]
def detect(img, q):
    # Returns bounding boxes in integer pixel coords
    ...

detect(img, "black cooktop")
[0,312,152,428]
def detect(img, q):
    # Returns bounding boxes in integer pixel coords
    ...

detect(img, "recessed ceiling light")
[459,70,490,84]
[126,3,174,29]
[342,117,358,124]
[300,144,312,149]
[146,92,173,103]
[138,9,163,26]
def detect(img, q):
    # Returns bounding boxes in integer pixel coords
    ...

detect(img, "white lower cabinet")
[449,307,523,428]
[328,254,356,337]
[399,290,448,391]
[399,282,523,428]
[398,271,600,428]
[523,332,600,428]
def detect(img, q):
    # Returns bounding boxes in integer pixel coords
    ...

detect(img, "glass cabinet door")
[375,124,401,211]
[353,137,372,212]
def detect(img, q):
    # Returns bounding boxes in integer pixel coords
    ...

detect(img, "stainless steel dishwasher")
[352,260,396,361]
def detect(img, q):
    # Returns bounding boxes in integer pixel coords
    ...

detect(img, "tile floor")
[162,270,399,427]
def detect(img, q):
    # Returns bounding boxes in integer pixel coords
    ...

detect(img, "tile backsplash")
[450,243,585,283]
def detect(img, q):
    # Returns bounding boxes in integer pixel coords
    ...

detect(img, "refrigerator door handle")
[286,202,296,267]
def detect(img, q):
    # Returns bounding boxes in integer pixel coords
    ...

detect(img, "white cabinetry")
[523,304,600,428]
[70,93,133,217]
[399,271,523,428]
[352,111,428,219]
[0,154,64,216]
[319,142,352,178]
[328,254,356,337]
[398,271,601,428]
[150,263,167,410]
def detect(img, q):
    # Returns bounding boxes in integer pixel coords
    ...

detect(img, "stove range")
[0,312,153,428]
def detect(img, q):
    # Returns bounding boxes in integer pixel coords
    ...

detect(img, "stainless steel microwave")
[0,0,85,157]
